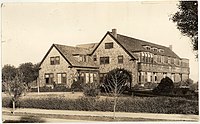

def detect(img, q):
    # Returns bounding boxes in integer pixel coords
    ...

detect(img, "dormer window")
[105,42,113,49]
[153,48,158,52]
[159,49,164,53]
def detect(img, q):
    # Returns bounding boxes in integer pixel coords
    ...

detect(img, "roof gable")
[39,44,72,67]
[90,32,137,60]
[39,44,98,68]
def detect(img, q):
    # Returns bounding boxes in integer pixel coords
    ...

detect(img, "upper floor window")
[118,55,123,64]
[105,42,113,49]
[100,57,109,64]
[93,55,97,61]
[171,58,174,64]
[159,49,164,53]
[50,56,60,65]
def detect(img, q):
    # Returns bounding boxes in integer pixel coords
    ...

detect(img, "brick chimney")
[112,29,117,38]
[169,45,172,50]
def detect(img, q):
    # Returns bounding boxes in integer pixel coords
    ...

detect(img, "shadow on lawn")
[3,115,45,123]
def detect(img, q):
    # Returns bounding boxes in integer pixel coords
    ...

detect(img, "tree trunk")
[12,100,15,114]
[113,96,117,119]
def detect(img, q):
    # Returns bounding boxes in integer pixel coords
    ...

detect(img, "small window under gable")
[118,55,123,64]
[93,55,97,61]
[105,42,113,49]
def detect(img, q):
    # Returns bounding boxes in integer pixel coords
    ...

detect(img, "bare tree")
[3,75,27,114]
[101,68,131,119]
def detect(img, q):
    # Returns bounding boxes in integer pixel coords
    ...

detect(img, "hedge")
[2,96,198,115]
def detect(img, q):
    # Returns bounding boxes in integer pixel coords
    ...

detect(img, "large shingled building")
[39,29,189,88]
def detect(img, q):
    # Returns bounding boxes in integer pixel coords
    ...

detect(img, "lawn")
[2,92,199,115]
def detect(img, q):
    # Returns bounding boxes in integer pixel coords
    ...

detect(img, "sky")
[0,1,199,82]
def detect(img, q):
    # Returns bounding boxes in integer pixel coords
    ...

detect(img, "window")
[55,56,60,64]
[93,55,97,61]
[118,55,123,63]
[164,56,168,63]
[171,58,174,64]
[45,73,54,84]
[50,56,60,65]
[105,42,113,49]
[100,57,109,64]
[50,57,55,65]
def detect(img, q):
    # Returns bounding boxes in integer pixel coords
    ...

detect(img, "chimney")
[169,45,172,50]
[112,29,117,38]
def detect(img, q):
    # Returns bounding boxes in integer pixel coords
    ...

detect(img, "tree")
[18,62,39,85]
[4,75,26,114]
[101,68,131,119]
[153,77,174,94]
[171,1,198,57]
[2,65,17,82]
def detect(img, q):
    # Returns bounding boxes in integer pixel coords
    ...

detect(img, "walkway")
[2,108,199,122]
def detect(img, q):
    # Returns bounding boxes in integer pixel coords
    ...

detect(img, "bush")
[132,84,145,90]
[71,80,84,92]
[153,77,174,94]
[83,83,100,97]
[144,82,158,89]
[2,96,198,115]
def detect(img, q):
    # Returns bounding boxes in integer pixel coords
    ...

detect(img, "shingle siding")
[39,46,77,87]
[92,34,138,86]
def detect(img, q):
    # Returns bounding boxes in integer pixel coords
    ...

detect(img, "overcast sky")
[1,1,198,82]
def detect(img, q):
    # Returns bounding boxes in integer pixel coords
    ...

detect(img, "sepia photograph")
[1,0,199,123]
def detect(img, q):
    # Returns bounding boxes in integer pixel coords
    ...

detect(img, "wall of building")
[39,46,77,87]
[92,34,138,87]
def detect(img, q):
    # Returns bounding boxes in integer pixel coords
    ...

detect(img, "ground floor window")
[45,73,54,84]
[57,73,66,84]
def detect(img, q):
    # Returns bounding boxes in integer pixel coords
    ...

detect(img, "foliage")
[2,64,17,82]
[102,68,132,94]
[3,75,27,113]
[153,77,174,94]
[71,80,84,92]
[2,96,198,115]
[18,62,40,85]
[83,83,100,97]
[171,1,198,56]
[144,82,158,89]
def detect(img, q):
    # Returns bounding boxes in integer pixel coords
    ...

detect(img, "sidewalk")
[2,108,199,121]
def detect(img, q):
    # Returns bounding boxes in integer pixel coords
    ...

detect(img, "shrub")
[132,84,145,90]
[153,77,174,94]
[2,96,198,115]
[83,83,100,97]
[71,80,84,92]
[144,82,158,89]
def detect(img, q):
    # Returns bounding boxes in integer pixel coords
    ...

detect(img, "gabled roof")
[90,32,138,60]
[91,31,180,59]
[39,44,98,68]
[116,34,180,58]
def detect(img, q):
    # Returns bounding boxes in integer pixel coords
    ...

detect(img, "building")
[39,29,189,88]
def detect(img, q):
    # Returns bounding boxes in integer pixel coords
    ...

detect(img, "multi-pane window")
[93,55,97,61]
[55,56,60,64]
[105,42,113,49]
[100,57,109,64]
[45,73,54,84]
[118,55,123,64]
[164,56,168,63]
[171,58,174,64]
[50,57,55,65]
[50,56,60,65]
